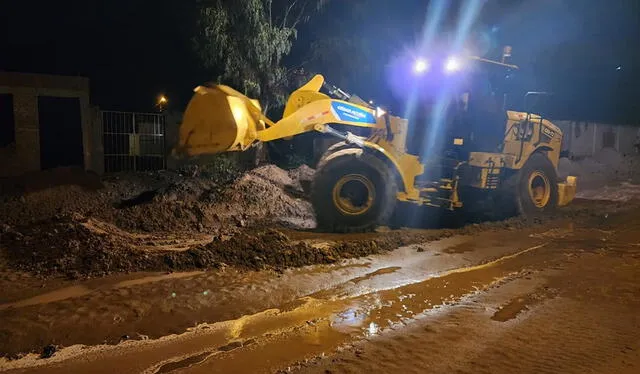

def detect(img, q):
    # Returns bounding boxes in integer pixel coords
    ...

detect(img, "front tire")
[312,149,397,232]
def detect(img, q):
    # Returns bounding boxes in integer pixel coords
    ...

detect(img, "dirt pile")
[0,164,315,232]
[558,149,640,188]
[2,161,632,279]
[1,214,156,278]
[0,169,193,227]
[112,165,315,233]
[0,185,113,227]
[0,164,319,277]
[183,227,456,271]
[0,222,424,277]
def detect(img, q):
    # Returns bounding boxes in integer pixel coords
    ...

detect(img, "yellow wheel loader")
[175,53,577,232]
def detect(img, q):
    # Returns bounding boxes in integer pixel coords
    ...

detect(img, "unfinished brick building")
[0,72,103,177]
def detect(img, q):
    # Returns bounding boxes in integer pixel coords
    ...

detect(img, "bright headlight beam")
[444,57,461,73]
[405,0,446,124]
[453,0,484,50]
[420,0,446,51]
[414,58,429,74]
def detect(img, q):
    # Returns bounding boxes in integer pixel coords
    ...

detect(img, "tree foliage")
[194,0,328,112]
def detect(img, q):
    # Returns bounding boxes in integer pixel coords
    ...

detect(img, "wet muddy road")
[2,201,640,373]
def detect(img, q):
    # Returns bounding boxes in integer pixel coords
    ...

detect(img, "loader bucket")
[177,85,264,156]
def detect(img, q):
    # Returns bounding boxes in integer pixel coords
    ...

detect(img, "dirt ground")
[0,162,594,279]
[1,161,640,373]
[297,210,640,374]
[0,196,638,373]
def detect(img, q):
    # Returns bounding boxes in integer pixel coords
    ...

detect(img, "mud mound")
[287,164,315,194]
[217,168,314,225]
[0,163,313,234]
[0,168,110,226]
[168,231,326,271]
[172,229,430,272]
[558,151,640,188]
[0,222,403,277]
[0,214,154,278]
[112,165,315,233]
[248,164,294,187]
[0,170,188,227]
[0,185,114,227]
[2,198,633,278]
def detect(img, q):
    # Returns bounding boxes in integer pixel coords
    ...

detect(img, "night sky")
[1,0,639,121]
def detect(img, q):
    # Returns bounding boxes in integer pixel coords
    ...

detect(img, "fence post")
[592,123,597,156]
[132,112,137,171]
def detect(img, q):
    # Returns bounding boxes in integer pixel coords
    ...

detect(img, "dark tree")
[194,0,328,113]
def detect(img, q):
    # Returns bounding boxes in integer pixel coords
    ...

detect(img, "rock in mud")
[40,344,57,359]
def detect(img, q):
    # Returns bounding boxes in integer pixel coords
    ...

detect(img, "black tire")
[505,152,559,217]
[312,148,398,232]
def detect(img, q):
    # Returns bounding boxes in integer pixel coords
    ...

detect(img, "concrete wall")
[554,120,640,158]
[0,72,103,177]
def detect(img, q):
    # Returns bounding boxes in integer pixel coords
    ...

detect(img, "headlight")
[413,58,429,74]
[444,56,462,73]
[375,107,387,118]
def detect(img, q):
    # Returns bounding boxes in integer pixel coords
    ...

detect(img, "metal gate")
[102,111,166,172]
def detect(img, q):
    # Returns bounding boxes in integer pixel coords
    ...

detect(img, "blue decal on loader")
[330,102,376,124]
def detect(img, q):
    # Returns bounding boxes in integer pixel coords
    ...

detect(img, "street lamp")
[157,94,168,112]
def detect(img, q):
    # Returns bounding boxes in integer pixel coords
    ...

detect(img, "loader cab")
[405,56,518,162]
[440,56,521,161]
[460,59,516,154]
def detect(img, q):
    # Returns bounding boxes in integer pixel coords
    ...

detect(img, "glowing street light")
[157,94,168,112]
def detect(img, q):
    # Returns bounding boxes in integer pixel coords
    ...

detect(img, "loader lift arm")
[176,74,427,202]
[177,74,383,155]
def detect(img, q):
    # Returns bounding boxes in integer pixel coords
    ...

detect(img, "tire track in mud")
[297,233,640,374]
[461,298,640,374]
[299,287,640,374]
[0,241,554,374]
[0,228,546,359]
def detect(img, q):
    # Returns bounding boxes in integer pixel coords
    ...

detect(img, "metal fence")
[102,111,166,172]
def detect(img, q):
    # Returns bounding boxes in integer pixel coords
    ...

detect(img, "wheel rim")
[332,174,375,216]
[528,171,551,208]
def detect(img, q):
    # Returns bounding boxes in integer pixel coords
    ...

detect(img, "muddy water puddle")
[0,228,553,366]
[490,286,558,322]
[0,285,92,311]
[1,238,560,374]
[149,242,555,374]
[0,271,204,311]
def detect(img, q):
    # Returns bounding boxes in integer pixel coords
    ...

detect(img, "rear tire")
[312,149,397,232]
[506,152,559,218]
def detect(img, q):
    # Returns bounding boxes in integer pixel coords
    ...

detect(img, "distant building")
[0,72,104,177]
[554,120,640,158]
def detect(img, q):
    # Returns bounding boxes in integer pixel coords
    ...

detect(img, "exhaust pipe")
[502,45,512,64]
